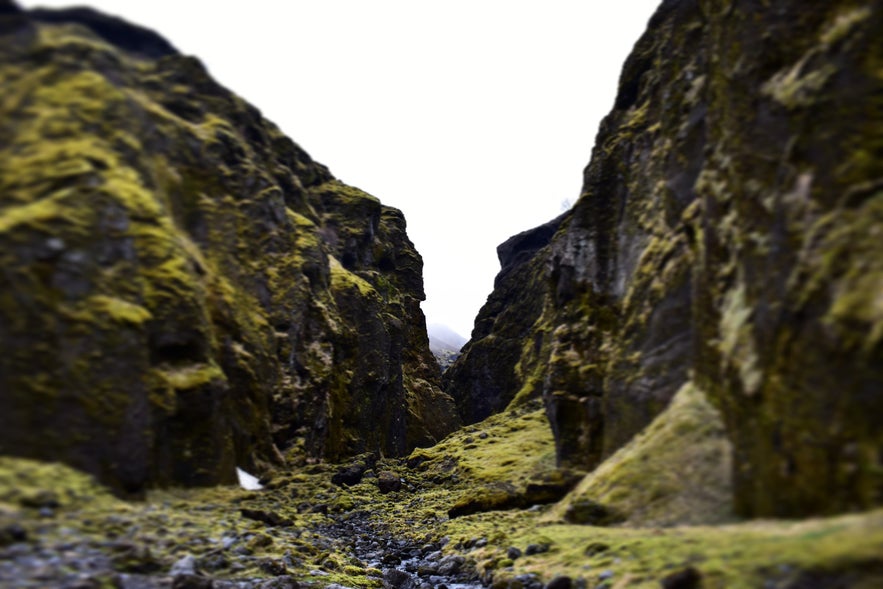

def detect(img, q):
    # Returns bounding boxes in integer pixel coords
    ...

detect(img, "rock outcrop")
[443,214,564,424]
[446,0,883,518]
[0,4,458,495]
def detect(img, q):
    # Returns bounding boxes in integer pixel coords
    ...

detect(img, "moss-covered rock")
[447,0,883,518]
[0,4,457,495]
[444,214,565,424]
[546,383,733,528]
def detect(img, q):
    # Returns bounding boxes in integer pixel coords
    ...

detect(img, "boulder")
[377,470,403,494]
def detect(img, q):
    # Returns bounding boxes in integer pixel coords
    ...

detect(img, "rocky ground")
[1,4,881,588]
[2,401,882,589]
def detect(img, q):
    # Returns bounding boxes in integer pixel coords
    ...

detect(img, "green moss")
[328,254,377,297]
[410,402,556,489]
[62,295,153,326]
[155,362,225,391]
[3,442,880,588]
[760,5,871,111]
[313,179,381,205]
[762,61,837,109]
[450,509,883,588]
[0,456,119,512]
[288,210,317,230]
[0,7,455,498]
[508,362,545,408]
[820,6,872,46]
[718,281,762,395]
[819,192,883,350]
[547,383,733,528]
[32,68,128,112]
[0,192,79,235]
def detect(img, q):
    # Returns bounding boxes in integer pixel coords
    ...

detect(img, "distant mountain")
[427,324,467,371]
[428,324,467,354]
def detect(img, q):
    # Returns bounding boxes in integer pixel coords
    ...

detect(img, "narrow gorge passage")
[1,1,882,588]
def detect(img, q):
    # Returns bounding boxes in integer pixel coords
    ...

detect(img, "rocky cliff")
[443,215,564,424]
[447,0,883,518]
[0,3,458,495]
[2,1,883,587]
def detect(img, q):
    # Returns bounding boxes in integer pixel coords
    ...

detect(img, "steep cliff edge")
[0,4,458,495]
[446,0,883,518]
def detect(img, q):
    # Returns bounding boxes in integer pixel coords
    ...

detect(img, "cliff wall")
[0,5,458,495]
[446,0,883,517]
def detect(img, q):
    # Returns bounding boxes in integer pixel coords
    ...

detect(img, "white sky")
[22,1,660,338]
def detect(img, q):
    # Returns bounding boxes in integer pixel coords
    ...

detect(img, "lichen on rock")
[446,0,883,519]
[0,4,457,495]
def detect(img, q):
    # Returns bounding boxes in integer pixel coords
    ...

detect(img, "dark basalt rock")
[239,509,292,528]
[660,567,702,589]
[377,470,402,494]
[29,6,179,59]
[446,470,582,519]
[331,462,368,487]
[0,2,458,495]
[443,214,565,424]
[544,576,572,589]
[0,0,21,16]
[446,0,883,518]
[562,499,623,527]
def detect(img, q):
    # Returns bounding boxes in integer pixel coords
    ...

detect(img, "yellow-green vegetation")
[763,4,872,109]
[0,457,119,513]
[717,280,762,396]
[0,457,383,587]
[2,1,882,587]
[312,180,381,205]
[444,0,883,522]
[419,402,556,486]
[380,403,881,588]
[2,399,882,588]
[404,401,560,517]
[546,383,733,528]
[61,295,153,326]
[438,508,883,589]
[0,8,459,496]
[812,191,883,351]
[155,361,226,391]
[328,254,377,298]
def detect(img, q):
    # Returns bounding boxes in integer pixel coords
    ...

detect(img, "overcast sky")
[23,1,660,338]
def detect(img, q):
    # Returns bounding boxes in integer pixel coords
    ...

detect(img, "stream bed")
[314,511,488,589]
[0,510,496,589]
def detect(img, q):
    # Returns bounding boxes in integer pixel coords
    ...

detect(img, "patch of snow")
[236,467,263,490]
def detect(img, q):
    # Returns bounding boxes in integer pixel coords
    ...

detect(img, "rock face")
[0,5,458,494]
[443,214,564,424]
[446,0,883,518]
[549,383,733,528]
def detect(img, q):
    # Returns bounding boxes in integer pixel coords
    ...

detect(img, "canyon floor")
[2,400,882,589]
